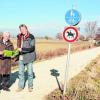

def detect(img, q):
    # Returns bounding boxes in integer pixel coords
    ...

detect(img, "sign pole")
[63,6,81,95]
[63,26,78,95]
[63,43,71,95]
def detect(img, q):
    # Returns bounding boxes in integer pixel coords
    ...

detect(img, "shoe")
[3,87,10,92]
[16,88,23,92]
[28,88,33,92]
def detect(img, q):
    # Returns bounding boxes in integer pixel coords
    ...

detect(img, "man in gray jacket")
[16,24,36,92]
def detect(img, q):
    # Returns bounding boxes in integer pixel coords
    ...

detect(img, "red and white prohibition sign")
[63,26,78,43]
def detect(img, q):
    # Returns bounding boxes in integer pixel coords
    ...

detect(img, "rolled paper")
[11,49,19,58]
[3,50,13,57]
[3,49,19,58]
[3,50,14,57]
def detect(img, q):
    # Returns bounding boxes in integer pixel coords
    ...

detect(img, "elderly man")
[0,32,14,91]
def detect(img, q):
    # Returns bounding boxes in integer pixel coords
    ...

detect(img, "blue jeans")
[18,60,33,89]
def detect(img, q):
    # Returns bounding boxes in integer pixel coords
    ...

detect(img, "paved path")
[0,47,100,100]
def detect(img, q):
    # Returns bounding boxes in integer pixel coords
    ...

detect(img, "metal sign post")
[63,2,81,94]
[63,26,78,95]
[63,43,71,95]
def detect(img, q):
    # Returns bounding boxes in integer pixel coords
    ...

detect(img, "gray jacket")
[17,33,36,64]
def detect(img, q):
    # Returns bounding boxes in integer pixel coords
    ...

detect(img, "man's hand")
[0,51,3,55]
[18,48,22,52]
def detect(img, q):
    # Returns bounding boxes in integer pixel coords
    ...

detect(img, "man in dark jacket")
[16,24,36,92]
[0,32,14,91]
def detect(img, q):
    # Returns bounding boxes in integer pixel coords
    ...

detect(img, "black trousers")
[0,74,10,89]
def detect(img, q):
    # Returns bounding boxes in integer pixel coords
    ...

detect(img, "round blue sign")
[65,9,81,26]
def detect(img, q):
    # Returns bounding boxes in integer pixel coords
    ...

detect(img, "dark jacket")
[0,39,14,74]
[17,33,36,64]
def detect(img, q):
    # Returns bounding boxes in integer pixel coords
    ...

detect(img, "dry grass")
[36,39,91,52]
[10,38,95,67]
[46,55,100,100]
[36,39,94,61]
[11,38,91,53]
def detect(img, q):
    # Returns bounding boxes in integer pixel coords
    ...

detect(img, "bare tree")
[85,21,97,38]
[56,32,63,40]
[96,27,100,34]
[44,36,49,40]
[94,27,100,40]
[0,32,3,39]
[79,34,85,41]
[85,21,97,47]
[0,32,3,35]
